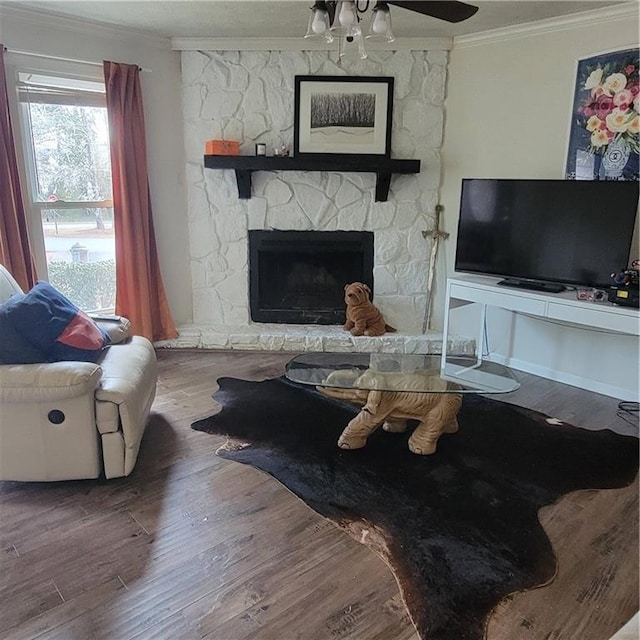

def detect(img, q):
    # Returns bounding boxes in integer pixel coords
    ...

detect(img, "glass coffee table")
[285,353,520,455]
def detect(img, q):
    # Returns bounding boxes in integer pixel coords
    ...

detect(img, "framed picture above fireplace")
[294,76,394,157]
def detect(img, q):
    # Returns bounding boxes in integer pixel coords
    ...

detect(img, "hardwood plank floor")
[0,349,637,640]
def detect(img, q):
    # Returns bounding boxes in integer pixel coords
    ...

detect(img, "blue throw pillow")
[0,294,49,364]
[2,282,111,363]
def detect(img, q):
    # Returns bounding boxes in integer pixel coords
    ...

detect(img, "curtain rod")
[4,48,151,72]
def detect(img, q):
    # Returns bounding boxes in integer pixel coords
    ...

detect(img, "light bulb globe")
[339,2,356,27]
[311,12,327,34]
[372,11,387,34]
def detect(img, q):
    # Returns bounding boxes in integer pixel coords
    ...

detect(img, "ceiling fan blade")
[387,1,479,23]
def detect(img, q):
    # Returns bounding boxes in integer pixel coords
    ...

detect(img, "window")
[17,72,116,312]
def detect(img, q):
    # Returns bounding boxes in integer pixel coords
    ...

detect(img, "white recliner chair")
[0,264,158,481]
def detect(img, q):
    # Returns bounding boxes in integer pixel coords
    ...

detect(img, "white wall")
[0,5,192,326]
[439,7,639,399]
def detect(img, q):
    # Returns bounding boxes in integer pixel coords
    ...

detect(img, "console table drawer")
[548,302,639,335]
[449,284,547,315]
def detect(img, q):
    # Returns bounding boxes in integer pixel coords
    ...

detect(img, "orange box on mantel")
[205,139,240,156]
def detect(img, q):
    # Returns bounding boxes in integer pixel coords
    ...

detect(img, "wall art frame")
[294,75,394,157]
[565,47,639,181]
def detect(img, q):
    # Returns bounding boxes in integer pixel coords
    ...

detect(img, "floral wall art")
[566,48,639,181]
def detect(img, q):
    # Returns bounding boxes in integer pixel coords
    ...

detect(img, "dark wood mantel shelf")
[204,155,421,202]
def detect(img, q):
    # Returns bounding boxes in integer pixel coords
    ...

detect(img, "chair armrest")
[91,316,132,344]
[0,361,102,402]
[96,337,156,402]
[94,336,157,455]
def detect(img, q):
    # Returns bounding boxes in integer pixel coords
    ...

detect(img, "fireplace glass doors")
[248,230,374,324]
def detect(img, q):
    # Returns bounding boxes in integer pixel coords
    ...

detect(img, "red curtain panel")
[0,44,37,291]
[103,60,177,342]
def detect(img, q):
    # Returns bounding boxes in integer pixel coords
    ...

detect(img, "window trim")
[17,73,112,208]
[35,200,113,210]
[11,67,115,287]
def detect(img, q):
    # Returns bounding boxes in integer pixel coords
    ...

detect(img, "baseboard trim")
[489,353,638,402]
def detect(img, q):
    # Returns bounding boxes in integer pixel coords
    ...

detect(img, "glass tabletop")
[285,353,520,394]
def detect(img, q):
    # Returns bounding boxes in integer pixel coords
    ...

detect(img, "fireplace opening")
[249,230,374,324]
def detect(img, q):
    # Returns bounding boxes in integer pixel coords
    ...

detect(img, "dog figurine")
[343,282,396,337]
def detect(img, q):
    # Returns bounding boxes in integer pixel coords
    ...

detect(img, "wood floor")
[0,349,637,640]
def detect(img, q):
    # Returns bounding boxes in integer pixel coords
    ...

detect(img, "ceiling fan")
[305,1,479,60]
[318,1,479,27]
[384,1,479,24]
[305,1,479,47]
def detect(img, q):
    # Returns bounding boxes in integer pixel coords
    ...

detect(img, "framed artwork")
[294,76,394,157]
[565,48,639,181]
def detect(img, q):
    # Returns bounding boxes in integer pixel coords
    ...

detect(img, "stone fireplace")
[248,230,374,325]
[170,49,469,354]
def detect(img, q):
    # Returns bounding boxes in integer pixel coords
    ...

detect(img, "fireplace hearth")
[249,230,374,324]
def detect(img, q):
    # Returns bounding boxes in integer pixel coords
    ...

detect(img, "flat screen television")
[454,179,639,292]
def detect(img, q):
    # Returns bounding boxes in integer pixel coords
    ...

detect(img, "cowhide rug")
[191,376,638,640]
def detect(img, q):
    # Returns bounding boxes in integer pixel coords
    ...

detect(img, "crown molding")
[171,37,453,52]
[0,4,171,48]
[454,2,640,48]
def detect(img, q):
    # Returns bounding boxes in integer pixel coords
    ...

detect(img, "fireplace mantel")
[204,154,421,202]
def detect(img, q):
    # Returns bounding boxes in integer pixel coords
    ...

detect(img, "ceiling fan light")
[358,34,369,59]
[330,1,356,38]
[305,1,334,41]
[338,1,357,27]
[347,22,362,39]
[337,30,368,63]
[366,1,395,42]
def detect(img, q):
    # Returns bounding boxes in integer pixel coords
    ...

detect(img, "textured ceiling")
[1,0,632,39]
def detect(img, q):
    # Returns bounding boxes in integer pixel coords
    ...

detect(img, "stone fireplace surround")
[162,49,472,355]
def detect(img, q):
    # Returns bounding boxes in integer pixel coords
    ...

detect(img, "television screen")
[455,179,639,290]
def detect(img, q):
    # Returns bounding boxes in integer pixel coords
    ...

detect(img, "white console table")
[441,274,639,396]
